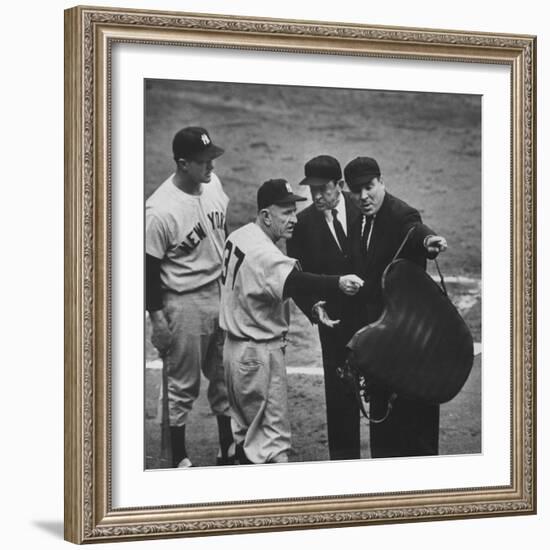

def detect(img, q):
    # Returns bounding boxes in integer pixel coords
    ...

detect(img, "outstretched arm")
[283,268,363,325]
[401,211,447,260]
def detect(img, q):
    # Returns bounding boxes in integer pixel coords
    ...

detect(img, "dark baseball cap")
[257,179,307,210]
[344,157,381,187]
[299,155,342,186]
[172,126,225,162]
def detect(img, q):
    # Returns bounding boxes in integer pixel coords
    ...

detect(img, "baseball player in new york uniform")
[146,126,234,468]
[219,179,363,464]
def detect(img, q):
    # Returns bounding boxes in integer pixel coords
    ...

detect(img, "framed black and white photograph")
[64,5,536,544]
[143,79,482,470]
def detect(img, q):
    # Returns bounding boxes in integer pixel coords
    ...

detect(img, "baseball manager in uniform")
[146,126,234,468]
[219,178,363,464]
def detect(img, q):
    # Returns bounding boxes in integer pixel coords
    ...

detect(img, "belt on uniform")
[226,332,286,344]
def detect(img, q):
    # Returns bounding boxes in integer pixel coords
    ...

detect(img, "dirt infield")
[145,355,481,468]
[145,80,481,276]
[144,80,481,469]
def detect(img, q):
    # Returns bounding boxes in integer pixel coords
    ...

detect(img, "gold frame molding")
[64,5,537,544]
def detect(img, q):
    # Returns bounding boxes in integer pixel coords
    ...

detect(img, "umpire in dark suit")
[344,156,448,458]
[287,155,362,460]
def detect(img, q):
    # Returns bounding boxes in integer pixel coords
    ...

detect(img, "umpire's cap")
[344,157,381,189]
[299,155,342,186]
[172,127,224,162]
[257,179,307,210]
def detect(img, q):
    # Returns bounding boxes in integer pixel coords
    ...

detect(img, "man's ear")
[259,208,271,226]
[176,158,189,170]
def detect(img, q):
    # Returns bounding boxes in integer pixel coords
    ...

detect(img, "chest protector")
[346,241,474,405]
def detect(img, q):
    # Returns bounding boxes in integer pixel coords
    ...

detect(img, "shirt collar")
[323,193,346,221]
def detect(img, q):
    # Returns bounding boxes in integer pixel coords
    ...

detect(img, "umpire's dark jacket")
[287,192,362,460]
[350,191,435,325]
[349,191,440,459]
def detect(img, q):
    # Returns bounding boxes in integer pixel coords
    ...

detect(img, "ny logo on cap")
[285,182,293,193]
[200,133,211,146]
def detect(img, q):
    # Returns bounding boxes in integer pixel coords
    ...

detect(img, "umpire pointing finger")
[345,156,448,458]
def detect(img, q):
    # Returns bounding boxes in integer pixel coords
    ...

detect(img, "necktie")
[331,209,347,254]
[361,215,374,253]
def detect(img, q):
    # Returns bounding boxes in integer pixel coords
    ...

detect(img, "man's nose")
[360,188,369,199]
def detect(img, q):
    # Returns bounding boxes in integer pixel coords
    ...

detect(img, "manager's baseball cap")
[299,155,342,186]
[344,157,381,188]
[172,126,225,162]
[257,179,307,210]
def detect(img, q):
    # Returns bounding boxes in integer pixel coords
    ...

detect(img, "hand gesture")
[338,274,364,296]
[424,235,448,257]
[312,301,341,328]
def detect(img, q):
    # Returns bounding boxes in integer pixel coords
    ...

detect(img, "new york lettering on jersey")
[145,172,229,293]
[177,210,226,255]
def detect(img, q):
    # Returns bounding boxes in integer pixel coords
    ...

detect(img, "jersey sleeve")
[145,211,169,259]
[261,251,298,301]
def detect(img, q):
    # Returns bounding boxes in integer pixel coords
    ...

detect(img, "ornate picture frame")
[64,5,536,544]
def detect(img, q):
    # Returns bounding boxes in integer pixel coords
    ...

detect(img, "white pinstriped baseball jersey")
[145,172,228,293]
[219,222,297,341]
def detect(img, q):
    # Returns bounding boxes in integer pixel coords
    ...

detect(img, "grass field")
[144,80,482,468]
